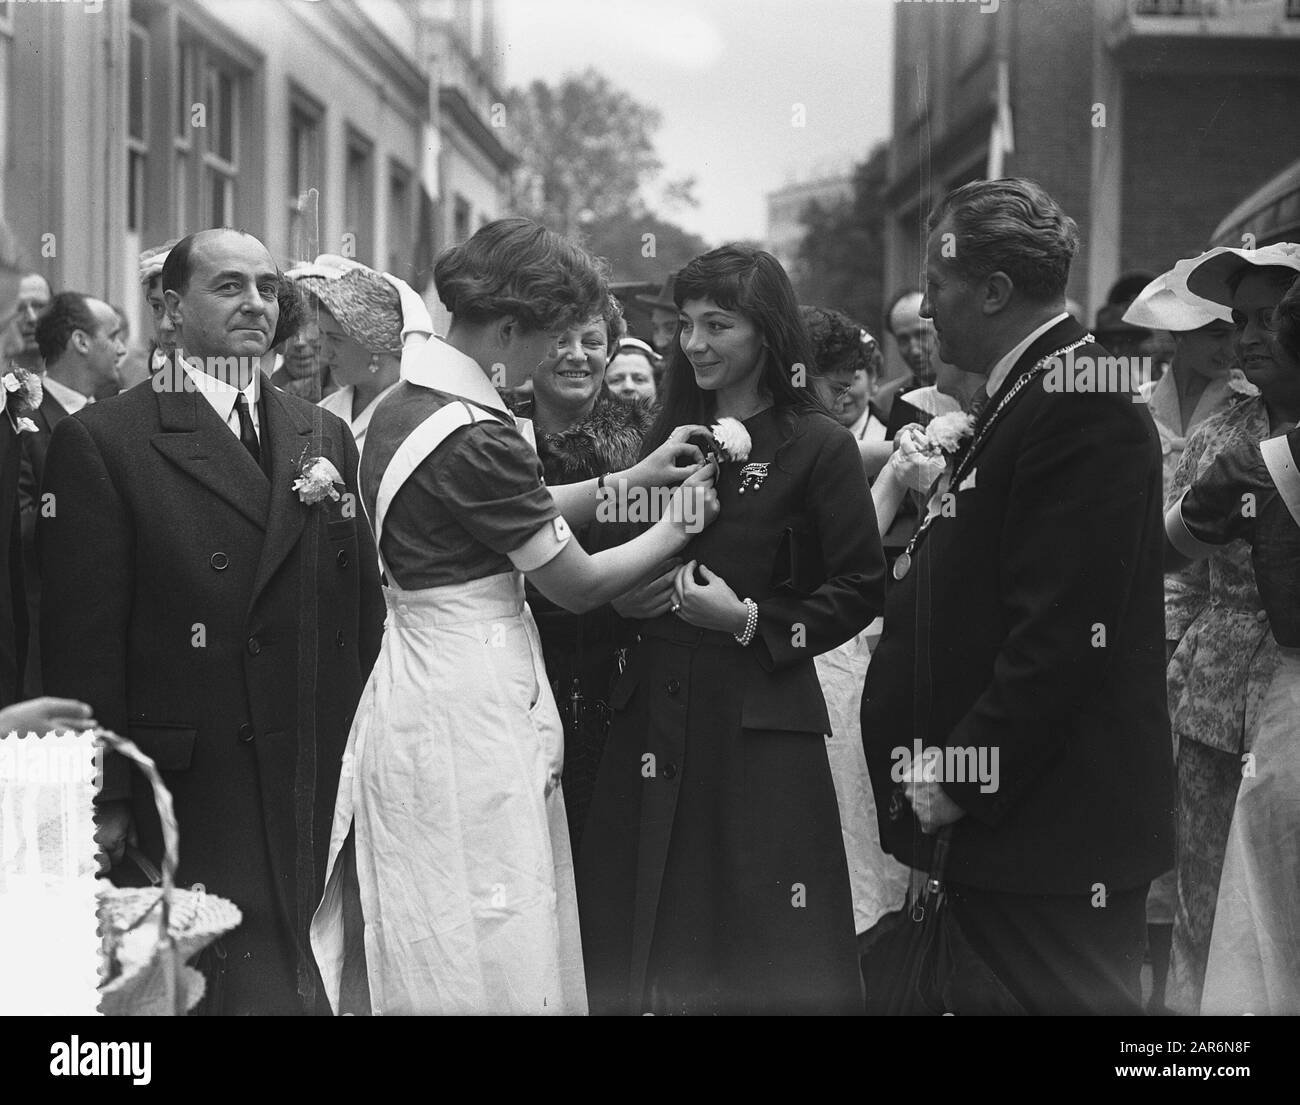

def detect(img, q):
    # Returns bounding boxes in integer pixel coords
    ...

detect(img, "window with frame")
[127,22,150,233]
[203,56,239,228]
[289,96,324,258]
[387,162,413,279]
[344,131,374,263]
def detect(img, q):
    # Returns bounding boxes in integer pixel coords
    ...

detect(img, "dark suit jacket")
[0,414,28,708]
[18,389,71,695]
[861,317,1174,895]
[39,367,385,1013]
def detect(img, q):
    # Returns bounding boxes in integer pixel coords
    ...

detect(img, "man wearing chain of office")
[861,178,1174,1015]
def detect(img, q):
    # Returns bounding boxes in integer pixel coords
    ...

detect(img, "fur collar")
[514,392,656,484]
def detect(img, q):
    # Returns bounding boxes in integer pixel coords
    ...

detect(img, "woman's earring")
[368,357,380,374]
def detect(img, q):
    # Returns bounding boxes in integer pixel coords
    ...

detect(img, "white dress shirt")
[180,359,261,444]
[983,312,1070,398]
[847,402,887,443]
[41,374,93,415]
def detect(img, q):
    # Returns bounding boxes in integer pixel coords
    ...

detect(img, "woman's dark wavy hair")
[640,244,829,460]
[434,216,608,335]
[1274,273,1300,366]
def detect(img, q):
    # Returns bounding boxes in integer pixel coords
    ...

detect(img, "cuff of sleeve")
[507,516,572,572]
[1164,490,1221,562]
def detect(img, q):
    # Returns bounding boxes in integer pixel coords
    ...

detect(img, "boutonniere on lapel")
[2,366,43,433]
[292,445,344,506]
[891,411,976,493]
[1226,369,1261,402]
[690,416,765,494]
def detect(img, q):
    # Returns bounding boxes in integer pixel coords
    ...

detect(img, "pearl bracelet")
[734,598,759,647]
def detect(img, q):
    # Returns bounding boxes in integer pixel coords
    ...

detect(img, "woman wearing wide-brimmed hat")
[1160,241,1300,1013]
[1167,267,1300,1015]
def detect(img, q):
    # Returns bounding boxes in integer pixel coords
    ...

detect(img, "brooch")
[738,462,769,495]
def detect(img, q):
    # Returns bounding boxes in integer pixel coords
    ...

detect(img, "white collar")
[41,374,92,414]
[984,312,1071,397]
[899,384,962,419]
[179,356,260,423]
[400,335,509,415]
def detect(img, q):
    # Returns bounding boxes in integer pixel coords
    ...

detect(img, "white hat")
[1166,242,1300,309]
[284,253,367,281]
[1122,270,1231,331]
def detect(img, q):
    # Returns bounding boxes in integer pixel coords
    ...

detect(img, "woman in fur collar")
[511,295,660,855]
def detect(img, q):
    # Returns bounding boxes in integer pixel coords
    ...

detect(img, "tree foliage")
[507,69,665,238]
[793,143,889,337]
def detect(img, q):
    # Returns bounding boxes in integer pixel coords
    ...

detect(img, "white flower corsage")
[2,366,43,433]
[709,416,752,462]
[1226,368,1261,400]
[925,411,976,453]
[890,413,975,493]
[292,451,344,505]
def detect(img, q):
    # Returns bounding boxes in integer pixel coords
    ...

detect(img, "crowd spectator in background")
[1161,242,1300,1014]
[2,273,51,372]
[140,242,179,376]
[634,272,679,356]
[1095,271,1156,367]
[1166,270,1300,1015]
[509,294,658,853]
[294,259,431,449]
[800,302,909,983]
[801,304,886,443]
[19,292,126,694]
[1122,265,1237,1012]
[605,336,660,403]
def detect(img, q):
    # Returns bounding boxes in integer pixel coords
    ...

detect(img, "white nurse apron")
[311,400,587,1015]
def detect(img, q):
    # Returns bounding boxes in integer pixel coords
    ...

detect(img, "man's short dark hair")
[927,178,1079,303]
[160,227,263,296]
[35,291,101,363]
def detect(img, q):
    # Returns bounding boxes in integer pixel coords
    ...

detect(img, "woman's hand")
[0,696,97,737]
[612,558,682,619]
[891,423,947,493]
[671,560,747,633]
[622,424,711,489]
[380,271,435,344]
[668,460,720,535]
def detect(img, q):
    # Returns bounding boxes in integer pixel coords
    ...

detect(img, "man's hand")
[903,774,966,835]
[93,800,137,875]
[612,558,682,619]
[0,696,97,737]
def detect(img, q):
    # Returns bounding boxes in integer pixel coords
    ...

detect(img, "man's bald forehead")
[190,229,274,266]
[162,228,276,295]
[890,292,925,329]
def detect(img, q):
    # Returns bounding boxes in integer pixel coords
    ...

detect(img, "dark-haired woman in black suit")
[578,245,886,1014]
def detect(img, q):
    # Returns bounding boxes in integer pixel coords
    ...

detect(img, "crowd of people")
[0,174,1296,1016]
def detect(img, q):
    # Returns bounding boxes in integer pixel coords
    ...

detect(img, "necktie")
[968,389,990,423]
[235,392,260,466]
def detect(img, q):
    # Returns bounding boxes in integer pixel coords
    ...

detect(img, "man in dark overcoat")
[40,229,384,1014]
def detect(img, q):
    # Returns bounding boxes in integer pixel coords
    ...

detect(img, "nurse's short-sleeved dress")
[1169,428,1300,1015]
[310,369,587,1016]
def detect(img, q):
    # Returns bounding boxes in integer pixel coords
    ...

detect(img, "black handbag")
[863,531,1025,1016]
[862,827,1025,1015]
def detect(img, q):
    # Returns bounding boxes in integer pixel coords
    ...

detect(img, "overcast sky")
[497,0,895,246]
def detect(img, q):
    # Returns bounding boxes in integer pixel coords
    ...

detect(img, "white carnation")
[710,416,752,462]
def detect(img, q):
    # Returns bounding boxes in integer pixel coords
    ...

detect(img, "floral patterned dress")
[1164,392,1280,1014]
